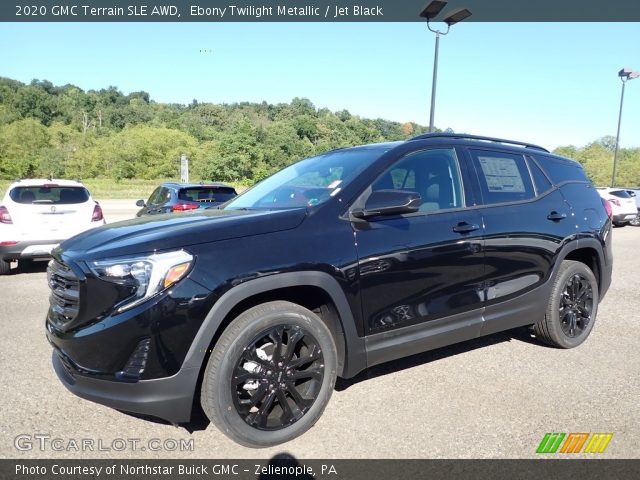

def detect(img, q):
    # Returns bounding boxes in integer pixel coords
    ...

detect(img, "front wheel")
[533,260,599,348]
[630,214,640,227]
[200,301,337,447]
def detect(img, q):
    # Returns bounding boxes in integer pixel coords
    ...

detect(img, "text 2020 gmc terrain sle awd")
[46,133,612,447]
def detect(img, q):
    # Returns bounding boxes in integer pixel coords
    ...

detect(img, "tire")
[630,214,640,227]
[18,259,34,271]
[0,259,11,275]
[533,260,598,348]
[200,301,337,448]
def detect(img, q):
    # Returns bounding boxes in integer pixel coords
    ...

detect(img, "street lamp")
[611,68,639,187]
[420,1,472,133]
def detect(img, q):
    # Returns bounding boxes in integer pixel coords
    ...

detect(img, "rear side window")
[533,155,589,184]
[178,187,237,203]
[527,157,553,194]
[610,190,631,199]
[469,150,535,204]
[9,186,89,204]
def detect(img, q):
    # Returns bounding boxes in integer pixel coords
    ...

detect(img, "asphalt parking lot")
[1,202,639,459]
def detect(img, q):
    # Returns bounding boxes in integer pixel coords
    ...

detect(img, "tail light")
[92,203,104,222]
[608,198,620,207]
[602,198,613,218]
[172,203,199,212]
[0,206,12,224]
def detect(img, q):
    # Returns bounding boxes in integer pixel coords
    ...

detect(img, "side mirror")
[136,199,146,207]
[352,190,421,220]
[628,191,636,197]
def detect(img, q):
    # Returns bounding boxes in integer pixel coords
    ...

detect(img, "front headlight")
[89,250,194,313]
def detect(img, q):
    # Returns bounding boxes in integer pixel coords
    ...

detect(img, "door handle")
[453,222,480,234]
[547,211,567,221]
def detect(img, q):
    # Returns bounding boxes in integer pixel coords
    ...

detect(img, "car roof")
[161,182,234,189]
[336,133,555,158]
[9,179,86,188]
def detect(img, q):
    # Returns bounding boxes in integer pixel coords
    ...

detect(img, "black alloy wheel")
[533,260,599,348]
[200,301,337,447]
[232,324,325,431]
[559,273,594,338]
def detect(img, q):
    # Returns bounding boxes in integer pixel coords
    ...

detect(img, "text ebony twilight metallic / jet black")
[46,133,613,447]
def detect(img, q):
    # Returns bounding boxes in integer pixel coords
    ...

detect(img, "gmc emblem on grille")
[50,206,56,214]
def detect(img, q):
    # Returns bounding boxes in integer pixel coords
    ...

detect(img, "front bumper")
[52,351,199,424]
[0,239,62,260]
[46,253,213,422]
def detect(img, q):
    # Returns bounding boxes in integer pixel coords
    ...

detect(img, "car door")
[351,147,486,366]
[464,147,573,335]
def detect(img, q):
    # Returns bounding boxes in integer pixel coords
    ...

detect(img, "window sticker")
[478,157,525,192]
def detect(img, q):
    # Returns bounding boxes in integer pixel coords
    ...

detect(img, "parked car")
[625,188,640,226]
[596,187,637,227]
[46,133,612,447]
[624,188,640,207]
[135,182,237,216]
[0,179,104,275]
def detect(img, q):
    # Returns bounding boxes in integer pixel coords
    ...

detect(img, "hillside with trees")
[0,77,428,184]
[0,77,638,187]
[555,137,640,187]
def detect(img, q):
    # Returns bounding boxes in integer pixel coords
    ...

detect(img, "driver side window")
[147,187,163,205]
[372,148,464,213]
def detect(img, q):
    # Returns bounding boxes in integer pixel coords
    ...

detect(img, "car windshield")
[224,147,389,210]
[178,186,237,203]
[9,186,89,204]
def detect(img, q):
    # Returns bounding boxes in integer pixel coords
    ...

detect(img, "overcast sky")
[1,22,639,150]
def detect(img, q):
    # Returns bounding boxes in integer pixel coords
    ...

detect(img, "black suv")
[46,134,612,447]
[135,182,237,216]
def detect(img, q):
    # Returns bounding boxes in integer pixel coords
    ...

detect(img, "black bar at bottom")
[3,459,640,480]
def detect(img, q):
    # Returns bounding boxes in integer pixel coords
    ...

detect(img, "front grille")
[47,259,80,326]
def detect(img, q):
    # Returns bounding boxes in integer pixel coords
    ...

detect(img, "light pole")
[611,68,639,187]
[420,1,472,133]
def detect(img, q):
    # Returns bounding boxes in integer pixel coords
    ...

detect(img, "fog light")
[116,338,151,381]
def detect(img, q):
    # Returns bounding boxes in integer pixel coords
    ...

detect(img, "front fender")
[182,271,367,379]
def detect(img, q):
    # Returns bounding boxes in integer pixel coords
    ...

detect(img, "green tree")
[0,118,50,177]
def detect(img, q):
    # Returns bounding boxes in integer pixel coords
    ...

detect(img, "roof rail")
[409,133,549,152]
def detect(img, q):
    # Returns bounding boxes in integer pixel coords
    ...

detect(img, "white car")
[0,179,105,274]
[596,187,638,227]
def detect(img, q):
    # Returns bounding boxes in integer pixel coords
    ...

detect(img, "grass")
[0,178,249,200]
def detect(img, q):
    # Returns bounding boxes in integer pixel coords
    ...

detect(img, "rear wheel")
[18,259,34,271]
[630,214,640,226]
[0,259,11,275]
[200,301,337,447]
[533,260,598,348]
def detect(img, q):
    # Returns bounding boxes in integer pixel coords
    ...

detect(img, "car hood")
[58,207,308,261]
